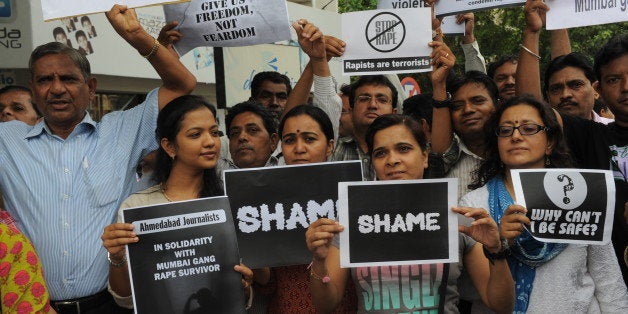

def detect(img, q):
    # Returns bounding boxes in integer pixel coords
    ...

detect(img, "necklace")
[161,183,174,202]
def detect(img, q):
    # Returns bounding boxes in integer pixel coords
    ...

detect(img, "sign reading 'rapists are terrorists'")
[223,161,363,268]
[341,8,433,75]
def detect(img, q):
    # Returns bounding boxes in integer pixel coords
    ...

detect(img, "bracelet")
[107,252,127,268]
[307,261,330,284]
[520,44,541,60]
[141,38,161,60]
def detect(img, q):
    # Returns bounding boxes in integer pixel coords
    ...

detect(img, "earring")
[545,155,551,166]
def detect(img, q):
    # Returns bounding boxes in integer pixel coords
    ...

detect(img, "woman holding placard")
[461,95,628,313]
[100,95,255,310]
[305,113,516,313]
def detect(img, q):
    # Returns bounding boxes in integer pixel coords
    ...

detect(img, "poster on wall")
[223,161,363,268]
[163,0,292,56]
[338,179,459,267]
[341,8,432,75]
[41,0,189,21]
[512,169,616,245]
[546,0,628,30]
[123,196,245,314]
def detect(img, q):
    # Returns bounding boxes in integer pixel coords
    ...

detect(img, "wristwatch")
[432,92,452,109]
[482,243,510,265]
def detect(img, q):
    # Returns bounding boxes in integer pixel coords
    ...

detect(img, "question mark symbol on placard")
[557,174,574,204]
[590,224,597,236]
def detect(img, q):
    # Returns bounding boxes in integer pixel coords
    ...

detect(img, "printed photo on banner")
[546,0,628,30]
[40,0,188,21]
[377,0,464,35]
[163,0,292,56]
[512,169,616,245]
[341,8,432,75]
[434,0,525,17]
[338,179,459,268]
[223,161,363,269]
[123,197,245,314]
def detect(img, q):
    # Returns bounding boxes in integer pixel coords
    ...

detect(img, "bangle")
[520,44,541,60]
[107,252,127,268]
[307,261,330,284]
[141,38,161,60]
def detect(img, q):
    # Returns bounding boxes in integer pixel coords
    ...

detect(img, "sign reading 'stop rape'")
[223,161,362,268]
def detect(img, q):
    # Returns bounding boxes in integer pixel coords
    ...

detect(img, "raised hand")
[105,5,143,42]
[452,207,501,252]
[292,19,326,61]
[305,218,344,262]
[323,35,346,60]
[428,41,455,85]
[456,13,476,44]
[524,0,549,34]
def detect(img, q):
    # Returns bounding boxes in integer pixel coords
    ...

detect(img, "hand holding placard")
[305,218,344,262]
[452,207,501,253]
[292,19,326,61]
[524,0,549,34]
[497,205,530,245]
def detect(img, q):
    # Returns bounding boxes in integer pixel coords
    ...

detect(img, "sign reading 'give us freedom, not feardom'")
[41,0,188,21]
[341,8,433,75]
[163,0,292,56]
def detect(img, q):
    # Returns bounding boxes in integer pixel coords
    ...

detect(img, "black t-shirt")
[562,114,628,283]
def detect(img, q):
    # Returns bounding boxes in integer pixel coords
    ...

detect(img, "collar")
[454,134,483,160]
[25,111,97,140]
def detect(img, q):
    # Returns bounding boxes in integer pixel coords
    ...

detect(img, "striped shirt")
[0,88,159,300]
[443,135,483,199]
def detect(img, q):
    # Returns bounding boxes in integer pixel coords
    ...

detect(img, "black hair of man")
[250,71,292,99]
[348,75,398,109]
[487,54,518,79]
[594,33,628,82]
[544,52,597,98]
[402,93,434,128]
[225,101,277,138]
[339,83,352,96]
[447,70,500,106]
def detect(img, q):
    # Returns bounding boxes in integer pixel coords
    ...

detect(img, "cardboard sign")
[123,197,245,314]
[223,161,363,268]
[546,0,628,30]
[341,8,433,75]
[163,0,292,56]
[377,0,464,35]
[40,0,188,21]
[512,169,616,245]
[434,0,524,17]
[338,179,459,267]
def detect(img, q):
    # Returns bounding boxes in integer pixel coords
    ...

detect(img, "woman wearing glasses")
[461,95,628,313]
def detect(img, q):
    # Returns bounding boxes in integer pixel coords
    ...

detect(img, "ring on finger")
[445,53,449,58]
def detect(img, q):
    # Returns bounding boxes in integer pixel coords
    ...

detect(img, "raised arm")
[458,13,487,73]
[550,29,571,59]
[106,5,196,110]
[515,0,548,99]
[428,41,456,153]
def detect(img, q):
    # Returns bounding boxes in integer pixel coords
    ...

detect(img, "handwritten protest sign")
[338,179,459,267]
[163,0,291,56]
[342,8,432,75]
[123,197,244,314]
[377,0,464,35]
[41,0,188,21]
[512,169,616,245]
[434,0,524,17]
[546,0,628,30]
[223,161,363,268]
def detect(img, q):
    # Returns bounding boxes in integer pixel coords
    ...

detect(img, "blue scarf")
[487,177,566,313]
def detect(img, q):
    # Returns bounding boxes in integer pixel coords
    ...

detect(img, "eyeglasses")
[495,123,550,137]
[356,95,391,105]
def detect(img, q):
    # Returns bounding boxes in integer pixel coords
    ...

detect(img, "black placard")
[223,161,363,268]
[123,197,245,314]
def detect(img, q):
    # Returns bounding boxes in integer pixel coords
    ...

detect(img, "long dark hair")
[154,95,223,197]
[279,104,334,142]
[471,95,574,189]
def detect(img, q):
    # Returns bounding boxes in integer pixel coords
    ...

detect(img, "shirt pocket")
[82,156,124,208]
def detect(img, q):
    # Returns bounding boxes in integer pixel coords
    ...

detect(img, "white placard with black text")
[377,0,464,35]
[338,179,459,268]
[341,8,433,75]
[434,0,524,17]
[163,0,292,56]
[546,0,628,30]
[512,169,616,245]
[41,0,188,21]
